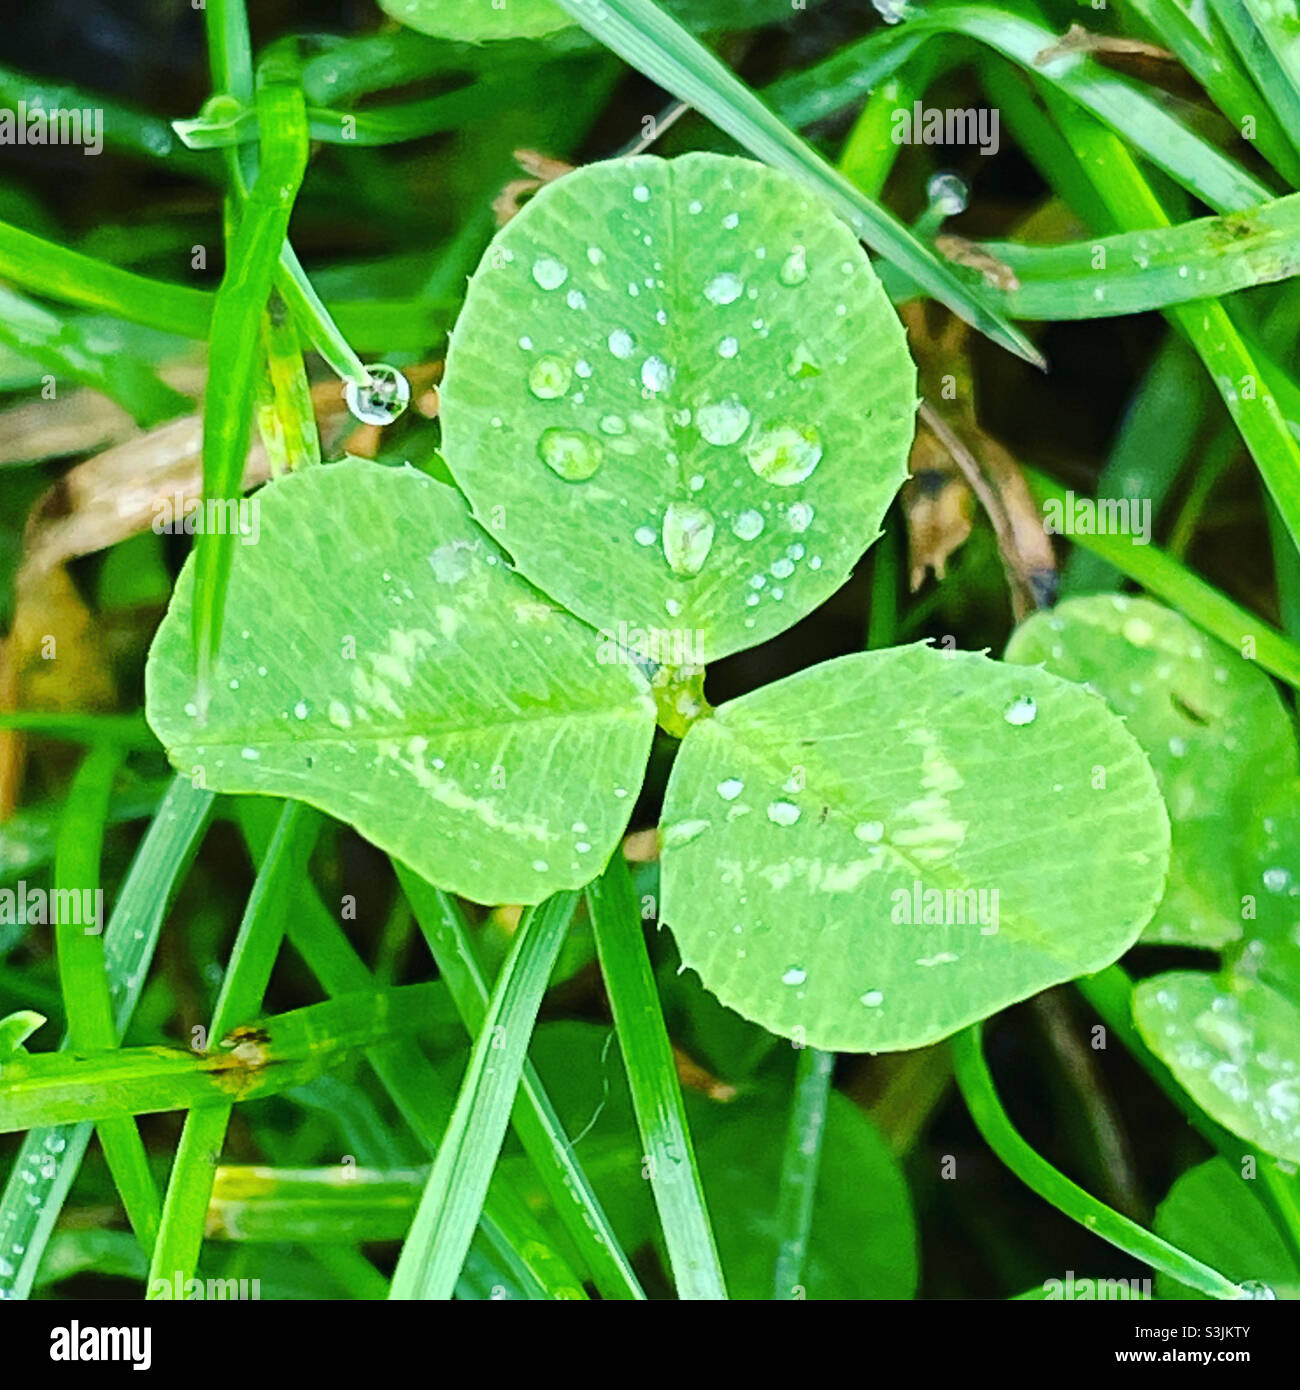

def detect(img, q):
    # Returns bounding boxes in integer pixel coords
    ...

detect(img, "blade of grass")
[549,0,1043,367]
[191,71,308,715]
[1,984,446,1132]
[771,1046,834,1300]
[1205,0,1300,167]
[952,1024,1248,1300]
[1041,90,1300,566]
[146,801,319,1297]
[586,852,727,1300]
[234,805,589,1301]
[394,863,645,1300]
[0,775,213,1300]
[1114,0,1300,184]
[54,746,160,1253]
[389,892,576,1300]
[880,191,1300,319]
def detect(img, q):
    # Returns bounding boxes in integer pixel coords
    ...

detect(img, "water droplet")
[539,428,603,481]
[598,414,627,437]
[779,245,808,286]
[641,356,672,393]
[632,183,651,203]
[608,328,635,359]
[783,966,808,986]
[786,501,814,533]
[528,355,572,400]
[1003,695,1038,726]
[664,819,709,848]
[771,557,795,580]
[344,364,410,425]
[718,336,739,359]
[634,526,656,546]
[927,171,968,216]
[663,501,716,577]
[768,799,801,826]
[532,256,569,290]
[722,211,740,229]
[532,859,550,873]
[854,821,884,843]
[746,423,824,486]
[1238,1280,1276,1300]
[1264,867,1292,893]
[293,701,309,720]
[1123,617,1154,647]
[566,288,587,311]
[860,989,885,1007]
[732,509,764,541]
[704,272,744,305]
[717,778,744,801]
[697,397,751,446]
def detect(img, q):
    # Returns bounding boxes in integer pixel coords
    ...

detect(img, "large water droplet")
[697,397,751,446]
[641,356,672,393]
[344,364,411,425]
[532,256,569,290]
[528,355,572,400]
[746,423,824,486]
[608,328,636,359]
[538,428,603,481]
[779,245,809,286]
[663,501,716,577]
[704,272,744,305]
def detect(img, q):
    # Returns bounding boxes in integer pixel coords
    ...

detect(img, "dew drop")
[860,989,885,1007]
[632,183,651,203]
[538,428,603,481]
[641,355,672,393]
[782,966,807,987]
[528,355,572,400]
[854,820,884,843]
[768,799,801,826]
[779,245,809,286]
[718,336,739,359]
[697,397,751,446]
[662,501,716,577]
[1003,695,1038,726]
[704,271,744,305]
[786,501,814,533]
[717,778,744,801]
[634,525,656,546]
[732,509,764,541]
[531,256,569,290]
[608,328,636,359]
[598,413,627,436]
[745,423,824,486]
[786,341,821,379]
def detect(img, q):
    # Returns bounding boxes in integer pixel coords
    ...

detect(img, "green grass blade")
[146,800,319,1296]
[0,984,447,1131]
[0,285,189,426]
[389,893,576,1301]
[1115,0,1300,184]
[549,0,1043,367]
[0,775,212,1299]
[0,711,156,748]
[953,1024,1249,1300]
[395,863,646,1300]
[771,1046,834,1300]
[882,191,1300,320]
[586,853,727,1300]
[1042,91,1300,568]
[234,807,588,1300]
[0,221,211,337]
[54,746,160,1252]
[191,74,308,714]
[1205,0,1300,167]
